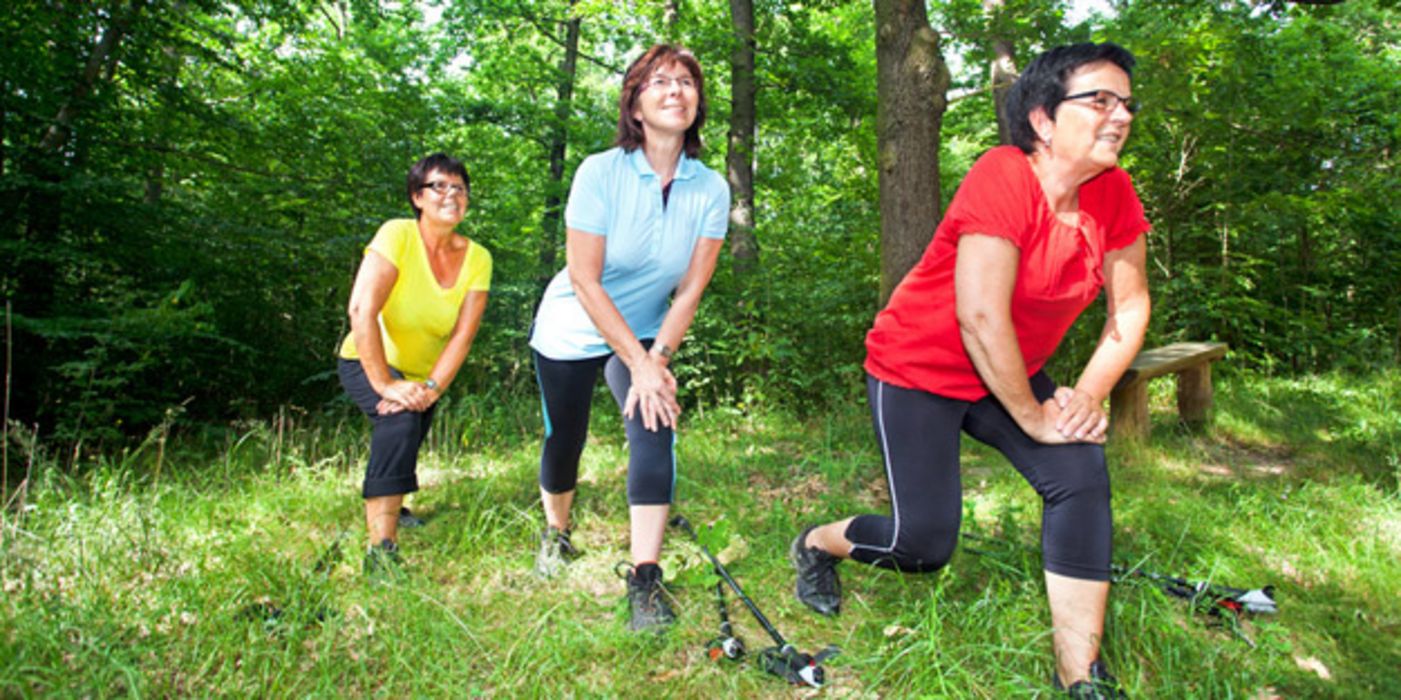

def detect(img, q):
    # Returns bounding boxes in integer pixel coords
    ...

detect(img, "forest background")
[3,1,1400,697]
[3,0,1397,445]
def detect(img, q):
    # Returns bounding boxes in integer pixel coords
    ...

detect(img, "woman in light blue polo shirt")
[528,43,730,632]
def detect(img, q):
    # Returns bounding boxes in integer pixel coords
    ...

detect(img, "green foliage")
[2,0,1397,446]
[1102,0,1401,373]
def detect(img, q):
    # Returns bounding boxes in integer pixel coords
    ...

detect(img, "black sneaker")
[534,526,579,578]
[397,507,426,529]
[621,562,676,632]
[790,525,842,616]
[363,539,402,581]
[1053,659,1127,699]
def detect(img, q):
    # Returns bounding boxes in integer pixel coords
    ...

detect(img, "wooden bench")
[1109,342,1228,439]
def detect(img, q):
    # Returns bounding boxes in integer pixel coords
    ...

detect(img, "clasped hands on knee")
[375,378,439,415]
[1025,387,1108,445]
[623,355,680,432]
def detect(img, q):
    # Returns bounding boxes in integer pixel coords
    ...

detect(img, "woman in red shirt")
[791,43,1150,697]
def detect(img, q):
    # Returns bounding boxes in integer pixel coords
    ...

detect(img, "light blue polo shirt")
[531,147,730,360]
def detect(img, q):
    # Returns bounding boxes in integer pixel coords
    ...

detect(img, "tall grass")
[2,371,1398,697]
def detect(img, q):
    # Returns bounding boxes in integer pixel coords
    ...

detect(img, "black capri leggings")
[535,344,676,506]
[845,372,1113,581]
[338,359,436,499]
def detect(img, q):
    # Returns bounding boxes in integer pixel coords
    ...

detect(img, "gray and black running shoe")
[534,526,579,578]
[363,538,403,582]
[790,525,842,616]
[397,507,426,529]
[1054,659,1127,699]
[621,562,675,632]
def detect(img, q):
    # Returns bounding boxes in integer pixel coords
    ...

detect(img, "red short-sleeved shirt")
[864,146,1150,401]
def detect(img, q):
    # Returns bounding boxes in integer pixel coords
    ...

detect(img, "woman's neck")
[1027,150,1089,213]
[417,218,457,251]
[643,133,684,185]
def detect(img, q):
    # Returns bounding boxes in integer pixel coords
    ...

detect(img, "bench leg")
[1176,363,1214,428]
[1110,381,1149,440]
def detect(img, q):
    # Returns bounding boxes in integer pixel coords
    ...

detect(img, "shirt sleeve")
[1103,169,1151,251]
[699,173,731,240]
[942,148,1036,249]
[564,155,609,235]
[464,242,492,292]
[365,219,410,269]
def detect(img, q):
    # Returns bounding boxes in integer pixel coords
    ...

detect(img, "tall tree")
[872,0,949,303]
[982,0,1017,144]
[727,0,759,274]
[540,0,582,286]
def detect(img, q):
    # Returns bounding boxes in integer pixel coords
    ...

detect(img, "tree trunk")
[540,1,580,288]
[19,1,139,309]
[873,0,949,305]
[664,0,680,37]
[727,0,759,275]
[10,2,138,426]
[983,0,1016,145]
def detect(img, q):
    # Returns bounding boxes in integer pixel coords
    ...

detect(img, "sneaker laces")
[798,547,840,597]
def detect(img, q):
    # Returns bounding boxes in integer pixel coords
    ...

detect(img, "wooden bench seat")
[1109,342,1228,439]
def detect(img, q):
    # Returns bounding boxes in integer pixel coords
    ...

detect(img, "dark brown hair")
[615,44,707,158]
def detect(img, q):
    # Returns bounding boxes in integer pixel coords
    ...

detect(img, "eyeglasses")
[1060,89,1140,115]
[420,181,467,197]
[645,75,696,92]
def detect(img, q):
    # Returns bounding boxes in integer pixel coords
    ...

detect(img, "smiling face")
[410,169,468,227]
[1042,61,1135,171]
[630,61,699,140]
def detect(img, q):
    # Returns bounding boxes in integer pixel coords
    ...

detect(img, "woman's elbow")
[346,298,375,329]
[956,303,992,337]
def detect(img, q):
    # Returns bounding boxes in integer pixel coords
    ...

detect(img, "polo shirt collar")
[627,147,698,182]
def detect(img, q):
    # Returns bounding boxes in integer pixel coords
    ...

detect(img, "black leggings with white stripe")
[844,372,1113,581]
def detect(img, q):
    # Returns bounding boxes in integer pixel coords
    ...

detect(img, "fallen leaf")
[1293,656,1332,680]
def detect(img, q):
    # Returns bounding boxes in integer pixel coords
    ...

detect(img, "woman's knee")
[372,410,427,444]
[897,528,958,570]
[1041,445,1110,504]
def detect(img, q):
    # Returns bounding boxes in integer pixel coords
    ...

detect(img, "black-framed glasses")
[421,181,467,196]
[1061,89,1140,115]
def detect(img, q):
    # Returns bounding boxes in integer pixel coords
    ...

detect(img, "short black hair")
[1003,42,1136,154]
[406,153,470,218]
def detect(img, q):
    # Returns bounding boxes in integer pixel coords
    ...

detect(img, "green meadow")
[2,371,1397,698]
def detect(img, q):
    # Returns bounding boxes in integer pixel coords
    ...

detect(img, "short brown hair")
[615,44,707,158]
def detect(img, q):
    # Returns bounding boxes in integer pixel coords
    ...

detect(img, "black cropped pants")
[845,372,1113,581]
[534,344,676,506]
[338,359,435,499]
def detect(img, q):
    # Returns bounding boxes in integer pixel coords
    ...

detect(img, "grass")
[2,370,1398,698]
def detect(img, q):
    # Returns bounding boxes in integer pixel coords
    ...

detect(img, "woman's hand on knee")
[624,359,681,431]
[381,379,430,412]
[1053,387,1109,443]
[1025,399,1106,445]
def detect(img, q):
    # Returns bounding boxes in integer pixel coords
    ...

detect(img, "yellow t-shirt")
[338,219,492,381]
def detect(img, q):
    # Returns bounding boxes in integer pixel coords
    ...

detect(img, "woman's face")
[631,61,698,140]
[412,169,468,227]
[1046,61,1134,171]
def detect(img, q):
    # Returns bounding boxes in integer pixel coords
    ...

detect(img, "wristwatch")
[654,343,674,359]
[423,378,440,391]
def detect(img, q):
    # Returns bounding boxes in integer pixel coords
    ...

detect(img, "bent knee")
[1041,446,1109,500]
[893,529,958,572]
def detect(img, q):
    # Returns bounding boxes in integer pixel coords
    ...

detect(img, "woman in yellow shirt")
[338,153,491,574]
